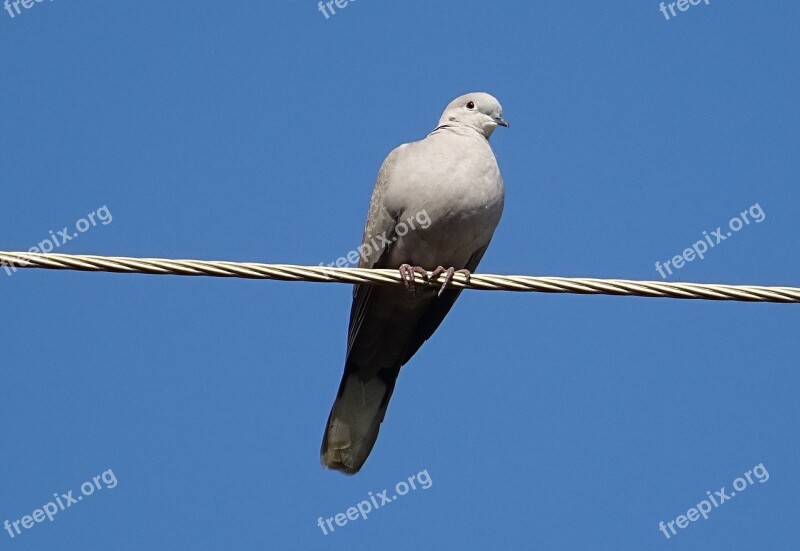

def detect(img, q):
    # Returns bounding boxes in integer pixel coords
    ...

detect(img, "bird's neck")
[429,124,489,141]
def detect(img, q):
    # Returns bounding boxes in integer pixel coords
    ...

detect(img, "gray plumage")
[321,92,508,474]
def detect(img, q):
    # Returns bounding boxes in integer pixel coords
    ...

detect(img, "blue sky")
[1,1,798,549]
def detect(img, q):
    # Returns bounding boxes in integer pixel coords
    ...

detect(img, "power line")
[1,251,797,303]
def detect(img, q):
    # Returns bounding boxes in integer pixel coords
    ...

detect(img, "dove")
[321,92,508,474]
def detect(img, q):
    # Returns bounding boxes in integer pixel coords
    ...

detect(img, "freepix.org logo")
[3,0,56,20]
[4,469,118,540]
[654,203,765,279]
[316,469,432,535]
[658,463,769,540]
[317,0,358,19]
[2,205,113,277]
[658,0,711,21]
[319,209,431,272]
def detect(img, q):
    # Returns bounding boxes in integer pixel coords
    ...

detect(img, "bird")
[321,92,508,474]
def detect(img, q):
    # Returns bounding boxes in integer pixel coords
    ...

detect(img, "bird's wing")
[346,145,405,357]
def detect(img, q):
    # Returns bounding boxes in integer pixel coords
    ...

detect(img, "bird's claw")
[398,264,429,296]
[430,266,471,296]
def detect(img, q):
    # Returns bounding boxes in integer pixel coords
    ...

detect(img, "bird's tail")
[321,372,396,475]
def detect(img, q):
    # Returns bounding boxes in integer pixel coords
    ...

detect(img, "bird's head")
[437,92,509,139]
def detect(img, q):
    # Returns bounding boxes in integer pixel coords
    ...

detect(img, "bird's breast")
[383,135,504,269]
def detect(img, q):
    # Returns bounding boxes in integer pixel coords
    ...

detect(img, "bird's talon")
[431,266,471,296]
[398,264,428,296]
[455,268,471,283]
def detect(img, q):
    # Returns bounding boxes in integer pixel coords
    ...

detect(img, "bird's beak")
[494,117,509,128]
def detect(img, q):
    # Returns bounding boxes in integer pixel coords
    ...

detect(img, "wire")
[1,251,798,303]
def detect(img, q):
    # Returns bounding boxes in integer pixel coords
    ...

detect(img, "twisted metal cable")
[1,251,798,303]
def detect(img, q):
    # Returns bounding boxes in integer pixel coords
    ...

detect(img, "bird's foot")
[430,267,471,297]
[398,264,429,296]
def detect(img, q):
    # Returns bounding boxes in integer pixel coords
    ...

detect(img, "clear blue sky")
[1,1,798,549]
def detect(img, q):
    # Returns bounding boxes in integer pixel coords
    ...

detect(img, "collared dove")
[321,92,508,474]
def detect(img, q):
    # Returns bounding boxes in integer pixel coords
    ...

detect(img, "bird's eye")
[466,101,475,109]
